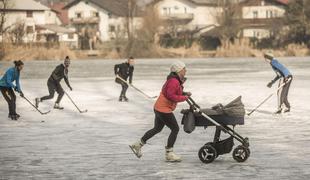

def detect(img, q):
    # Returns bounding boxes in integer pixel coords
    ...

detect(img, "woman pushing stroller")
[130,61,191,162]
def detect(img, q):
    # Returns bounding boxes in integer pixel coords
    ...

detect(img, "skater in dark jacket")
[130,61,191,162]
[114,57,134,101]
[0,60,24,120]
[35,56,72,109]
[264,52,293,114]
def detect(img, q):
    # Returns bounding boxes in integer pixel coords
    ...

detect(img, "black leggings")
[141,110,180,148]
[40,79,64,103]
[115,78,128,97]
[0,87,16,115]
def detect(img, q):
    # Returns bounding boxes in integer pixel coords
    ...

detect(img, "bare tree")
[124,0,139,56]
[9,21,26,44]
[213,0,242,48]
[0,0,11,37]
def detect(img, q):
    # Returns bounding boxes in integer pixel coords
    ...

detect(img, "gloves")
[20,91,24,98]
[267,82,273,88]
[14,86,18,92]
[184,92,192,96]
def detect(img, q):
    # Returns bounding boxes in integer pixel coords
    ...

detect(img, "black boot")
[123,96,129,102]
[119,96,123,102]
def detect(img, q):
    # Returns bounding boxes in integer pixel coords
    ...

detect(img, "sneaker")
[274,108,282,114]
[123,96,129,102]
[283,108,290,113]
[165,147,182,162]
[118,96,123,102]
[35,98,41,108]
[129,140,144,158]
[54,103,64,110]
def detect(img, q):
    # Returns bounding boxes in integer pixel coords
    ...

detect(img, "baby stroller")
[181,96,250,164]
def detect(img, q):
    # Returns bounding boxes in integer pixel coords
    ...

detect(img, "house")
[49,2,70,26]
[151,0,221,36]
[1,0,77,46]
[240,0,289,39]
[64,0,143,49]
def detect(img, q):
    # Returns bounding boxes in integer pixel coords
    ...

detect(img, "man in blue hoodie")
[0,60,24,120]
[264,53,293,114]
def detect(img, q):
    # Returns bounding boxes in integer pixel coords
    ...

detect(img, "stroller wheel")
[232,145,250,163]
[198,145,217,163]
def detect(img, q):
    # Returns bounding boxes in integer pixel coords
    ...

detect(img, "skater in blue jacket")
[264,53,293,114]
[0,60,24,120]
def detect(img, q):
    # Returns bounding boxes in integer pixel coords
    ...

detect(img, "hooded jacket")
[0,67,21,92]
[154,73,188,113]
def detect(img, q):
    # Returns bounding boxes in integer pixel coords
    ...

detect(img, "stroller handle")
[186,96,201,109]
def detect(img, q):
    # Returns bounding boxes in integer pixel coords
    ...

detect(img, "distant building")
[240,0,289,39]
[1,0,77,46]
[64,0,143,49]
[151,0,221,36]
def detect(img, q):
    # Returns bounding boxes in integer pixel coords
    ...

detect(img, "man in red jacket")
[130,61,191,162]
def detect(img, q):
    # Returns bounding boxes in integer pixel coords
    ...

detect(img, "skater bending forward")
[36,56,72,109]
[130,61,191,162]
[264,52,293,114]
[0,60,24,120]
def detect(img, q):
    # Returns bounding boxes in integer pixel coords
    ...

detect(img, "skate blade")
[129,145,141,158]
[165,159,182,163]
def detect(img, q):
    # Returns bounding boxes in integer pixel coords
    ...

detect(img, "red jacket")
[154,75,188,113]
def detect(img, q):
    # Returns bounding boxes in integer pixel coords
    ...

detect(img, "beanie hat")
[264,52,274,60]
[170,61,186,73]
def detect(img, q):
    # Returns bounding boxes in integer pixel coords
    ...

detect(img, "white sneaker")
[129,140,144,158]
[165,147,182,162]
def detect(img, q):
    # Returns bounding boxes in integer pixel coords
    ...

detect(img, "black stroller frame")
[185,97,250,163]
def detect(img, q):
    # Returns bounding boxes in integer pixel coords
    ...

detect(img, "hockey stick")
[247,78,292,116]
[116,76,157,99]
[22,96,50,115]
[64,91,88,113]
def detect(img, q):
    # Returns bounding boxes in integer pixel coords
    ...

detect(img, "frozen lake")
[0,58,310,179]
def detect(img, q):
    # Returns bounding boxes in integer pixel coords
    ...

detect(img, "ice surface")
[0,58,310,179]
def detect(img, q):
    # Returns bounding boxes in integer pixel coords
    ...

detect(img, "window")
[109,25,115,32]
[253,11,258,18]
[26,11,33,18]
[253,31,260,38]
[76,12,82,18]
[163,7,167,15]
[68,33,74,39]
[26,26,34,34]
[266,10,273,18]
[93,11,99,17]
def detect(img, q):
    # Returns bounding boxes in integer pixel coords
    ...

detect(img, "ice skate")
[129,140,144,158]
[54,103,64,110]
[165,147,182,162]
[35,98,40,108]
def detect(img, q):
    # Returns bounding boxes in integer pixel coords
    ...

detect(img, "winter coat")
[0,67,21,92]
[114,63,134,83]
[49,64,71,88]
[154,73,188,113]
[269,59,292,84]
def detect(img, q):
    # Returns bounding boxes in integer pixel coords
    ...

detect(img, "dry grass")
[1,44,77,61]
